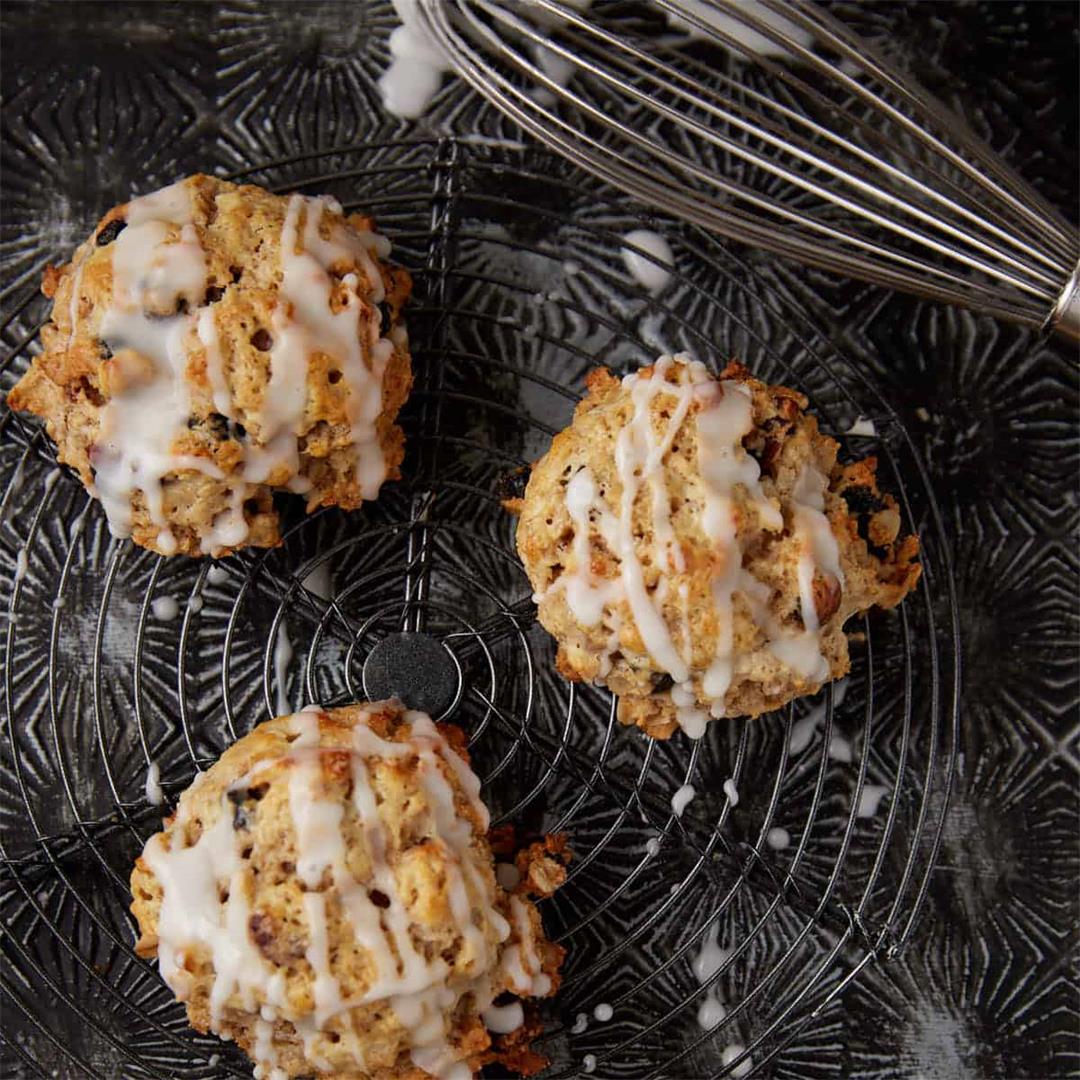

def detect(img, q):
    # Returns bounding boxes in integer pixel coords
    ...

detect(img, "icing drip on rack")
[541,353,848,736]
[143,706,542,1080]
[90,181,395,555]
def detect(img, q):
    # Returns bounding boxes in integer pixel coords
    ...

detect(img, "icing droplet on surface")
[722,778,739,807]
[671,783,696,817]
[765,826,790,851]
[379,0,451,118]
[721,1043,753,1078]
[788,678,849,755]
[302,562,333,602]
[144,761,164,805]
[827,733,853,762]
[668,0,814,59]
[273,623,292,716]
[857,783,890,819]
[621,229,674,293]
[593,1002,613,1022]
[692,921,728,1030]
[151,596,178,621]
[846,416,877,437]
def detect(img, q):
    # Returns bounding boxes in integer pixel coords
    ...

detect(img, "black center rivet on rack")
[361,631,462,719]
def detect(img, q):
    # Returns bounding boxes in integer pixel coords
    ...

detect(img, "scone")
[513,355,920,739]
[8,174,413,557]
[130,702,564,1080]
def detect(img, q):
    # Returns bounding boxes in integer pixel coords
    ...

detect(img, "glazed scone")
[513,355,920,739]
[130,702,564,1079]
[8,174,413,557]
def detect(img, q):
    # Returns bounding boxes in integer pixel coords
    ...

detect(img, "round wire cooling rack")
[0,136,961,1080]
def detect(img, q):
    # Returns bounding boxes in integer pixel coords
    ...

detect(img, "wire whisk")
[415,0,1080,340]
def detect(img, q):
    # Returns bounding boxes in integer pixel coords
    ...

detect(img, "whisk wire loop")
[418,0,1080,336]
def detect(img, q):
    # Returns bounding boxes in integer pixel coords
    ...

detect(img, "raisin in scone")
[130,702,564,1080]
[8,175,413,557]
[512,355,920,739]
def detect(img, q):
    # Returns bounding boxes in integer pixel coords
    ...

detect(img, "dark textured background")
[0,2,1077,1078]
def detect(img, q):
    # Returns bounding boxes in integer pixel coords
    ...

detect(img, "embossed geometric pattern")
[0,3,1075,1079]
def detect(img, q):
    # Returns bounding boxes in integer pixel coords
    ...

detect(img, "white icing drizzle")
[247,194,393,501]
[206,565,229,586]
[560,468,621,628]
[621,361,701,678]
[828,733,853,762]
[143,706,542,1080]
[89,180,393,555]
[788,678,849,756]
[93,186,212,552]
[252,1018,276,1075]
[696,375,781,715]
[542,354,849,738]
[141,797,284,1027]
[500,896,551,997]
[197,306,231,416]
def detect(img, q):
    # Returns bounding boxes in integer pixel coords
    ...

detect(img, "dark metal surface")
[0,3,1075,1079]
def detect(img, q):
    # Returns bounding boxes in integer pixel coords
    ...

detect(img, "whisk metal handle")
[1051,266,1080,344]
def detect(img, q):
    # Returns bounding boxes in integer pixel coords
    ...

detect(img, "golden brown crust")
[515,359,920,738]
[9,174,413,557]
[130,702,562,1079]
